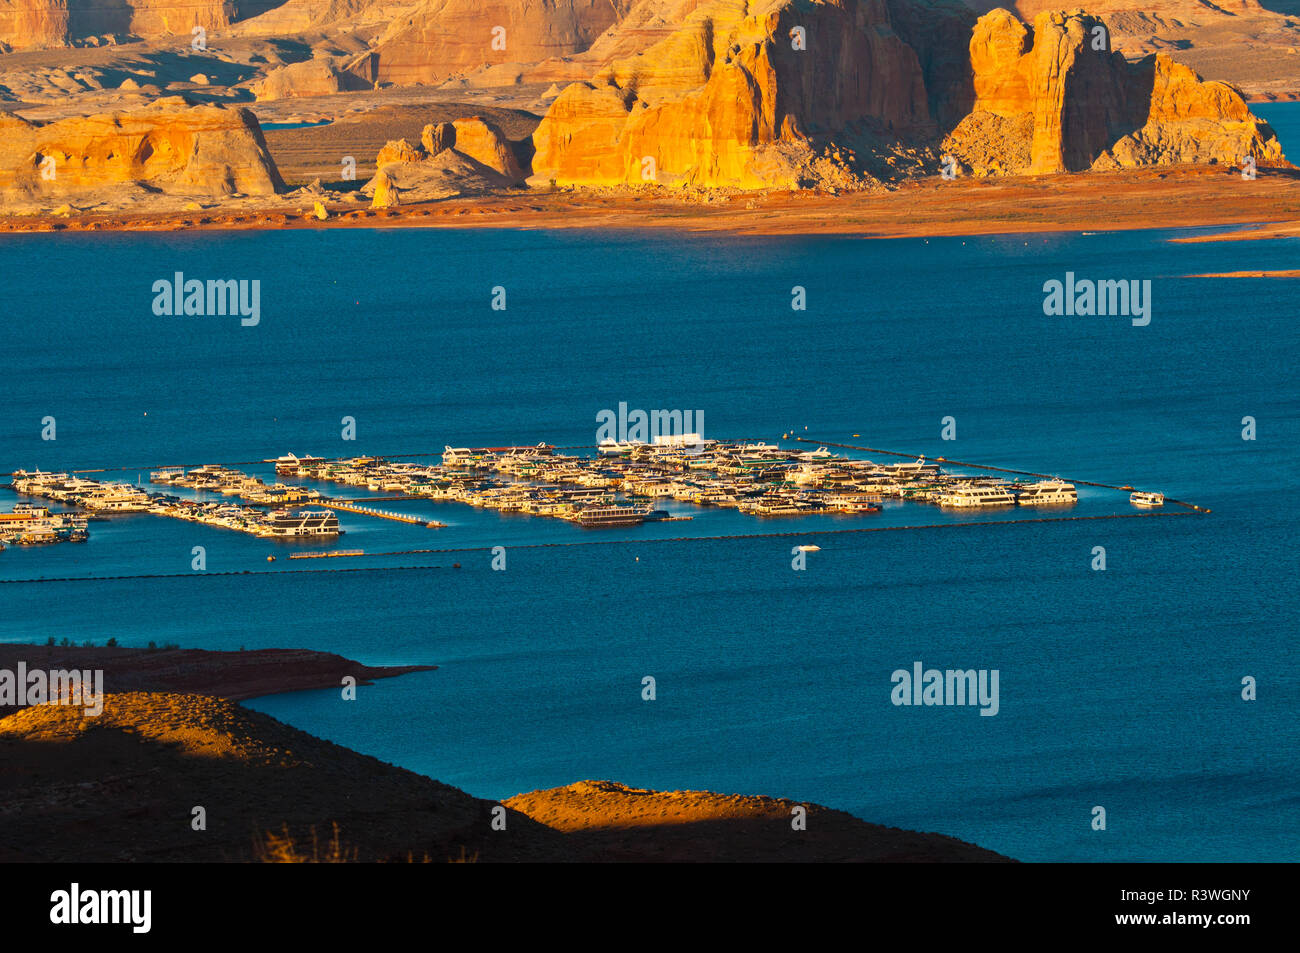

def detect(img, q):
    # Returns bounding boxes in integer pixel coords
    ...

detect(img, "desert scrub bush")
[256,823,356,863]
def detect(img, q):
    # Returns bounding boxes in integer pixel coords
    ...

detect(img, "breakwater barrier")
[0,510,1193,584]
[316,501,443,526]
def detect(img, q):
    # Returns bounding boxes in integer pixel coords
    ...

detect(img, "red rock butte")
[0,0,1291,208]
[0,99,284,202]
[529,0,1286,188]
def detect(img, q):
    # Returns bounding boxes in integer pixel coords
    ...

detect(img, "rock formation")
[375,137,426,167]
[447,117,526,179]
[370,167,401,206]
[1092,53,1288,170]
[944,9,1284,175]
[254,57,374,101]
[360,0,632,87]
[0,0,281,50]
[530,0,1285,188]
[0,99,284,203]
[364,117,528,207]
[531,0,932,189]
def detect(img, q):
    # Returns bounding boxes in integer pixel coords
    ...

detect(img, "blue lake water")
[2,106,1297,862]
[1256,102,1300,159]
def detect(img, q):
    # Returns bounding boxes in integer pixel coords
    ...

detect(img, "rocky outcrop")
[0,0,281,50]
[0,691,1009,862]
[254,58,374,101]
[375,137,426,167]
[531,1,1284,188]
[448,117,526,179]
[363,0,631,87]
[944,9,1285,175]
[1092,53,1287,169]
[370,168,401,207]
[364,118,527,207]
[531,0,928,189]
[0,99,284,203]
[422,121,456,154]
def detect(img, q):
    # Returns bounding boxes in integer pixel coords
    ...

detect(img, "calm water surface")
[2,105,1297,861]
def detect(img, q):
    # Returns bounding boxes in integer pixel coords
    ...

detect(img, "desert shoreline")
[2,166,1297,242]
[0,643,435,715]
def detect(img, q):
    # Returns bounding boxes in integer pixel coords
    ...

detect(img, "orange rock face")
[422,121,456,155]
[0,99,285,202]
[533,1,1284,187]
[254,58,373,101]
[532,0,930,189]
[1093,53,1286,169]
[450,117,526,181]
[366,116,528,206]
[947,8,1284,176]
[366,0,630,86]
[0,0,281,50]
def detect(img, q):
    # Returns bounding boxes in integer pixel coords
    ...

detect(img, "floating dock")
[316,501,443,527]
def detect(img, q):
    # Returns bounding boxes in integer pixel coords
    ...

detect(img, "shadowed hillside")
[0,692,1012,862]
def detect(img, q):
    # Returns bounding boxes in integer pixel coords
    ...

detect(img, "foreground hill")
[0,692,1010,862]
[506,780,1003,861]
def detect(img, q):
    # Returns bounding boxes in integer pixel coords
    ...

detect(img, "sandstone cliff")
[944,9,1284,175]
[529,0,1284,188]
[531,0,932,189]
[361,0,632,87]
[0,98,284,203]
[0,0,281,50]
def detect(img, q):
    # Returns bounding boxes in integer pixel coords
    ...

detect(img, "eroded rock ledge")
[0,98,284,205]
[529,1,1287,188]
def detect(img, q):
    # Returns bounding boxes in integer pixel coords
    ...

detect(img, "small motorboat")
[1130,491,1164,507]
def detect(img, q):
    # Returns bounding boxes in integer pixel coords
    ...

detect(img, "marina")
[3,435,1186,559]
[263,439,1107,525]
[9,471,341,540]
[0,504,89,545]
[0,216,1286,867]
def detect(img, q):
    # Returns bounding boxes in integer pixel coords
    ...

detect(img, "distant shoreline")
[0,643,434,717]
[2,166,1297,241]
